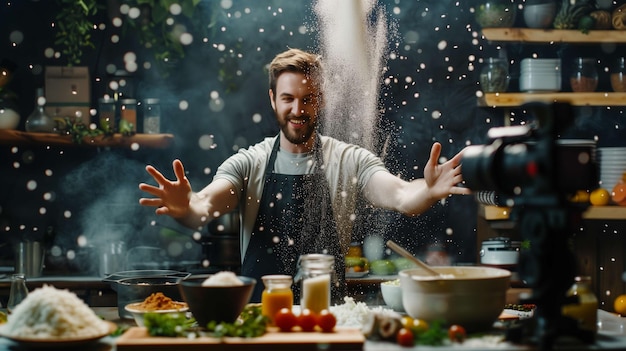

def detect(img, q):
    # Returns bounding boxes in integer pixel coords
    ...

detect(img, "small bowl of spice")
[125,292,189,327]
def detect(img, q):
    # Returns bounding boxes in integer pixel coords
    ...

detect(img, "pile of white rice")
[201,271,243,286]
[0,285,110,338]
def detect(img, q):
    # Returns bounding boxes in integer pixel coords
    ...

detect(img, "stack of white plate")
[598,147,626,191]
[519,58,562,92]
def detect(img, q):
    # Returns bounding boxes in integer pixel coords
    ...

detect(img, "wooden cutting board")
[115,326,365,351]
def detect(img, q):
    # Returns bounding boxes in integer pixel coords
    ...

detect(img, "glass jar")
[610,57,626,92]
[347,242,363,258]
[475,1,517,28]
[261,274,293,325]
[296,254,335,314]
[98,97,116,132]
[143,98,161,134]
[7,273,28,314]
[480,57,510,93]
[570,58,598,92]
[561,276,598,335]
[120,98,137,132]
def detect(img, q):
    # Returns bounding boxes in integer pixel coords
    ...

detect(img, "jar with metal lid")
[610,57,626,92]
[261,275,293,325]
[295,254,335,314]
[98,97,116,132]
[561,276,598,336]
[570,58,598,92]
[480,57,510,93]
[120,98,137,132]
[142,98,161,134]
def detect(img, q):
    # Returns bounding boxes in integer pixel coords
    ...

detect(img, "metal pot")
[103,270,190,319]
[479,237,520,268]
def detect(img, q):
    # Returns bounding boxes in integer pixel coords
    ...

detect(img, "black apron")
[241,136,346,303]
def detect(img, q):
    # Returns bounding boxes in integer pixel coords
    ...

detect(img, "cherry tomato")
[316,309,337,332]
[274,308,297,332]
[396,327,415,347]
[297,308,318,332]
[448,324,467,343]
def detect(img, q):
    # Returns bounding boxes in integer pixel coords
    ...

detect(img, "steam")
[57,153,170,273]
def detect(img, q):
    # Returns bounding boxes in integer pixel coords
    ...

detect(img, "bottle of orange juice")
[261,275,293,325]
[561,276,598,337]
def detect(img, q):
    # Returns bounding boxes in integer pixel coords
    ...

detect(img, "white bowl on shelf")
[519,72,561,92]
[523,2,557,29]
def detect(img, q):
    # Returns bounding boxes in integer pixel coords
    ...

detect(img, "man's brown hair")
[268,48,323,95]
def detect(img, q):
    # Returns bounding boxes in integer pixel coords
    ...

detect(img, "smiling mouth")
[289,118,307,126]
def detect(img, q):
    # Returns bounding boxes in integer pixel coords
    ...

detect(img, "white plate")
[0,320,117,347]
[346,270,369,278]
[598,309,626,336]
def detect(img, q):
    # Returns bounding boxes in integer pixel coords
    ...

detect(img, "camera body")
[463,103,597,203]
[462,102,598,348]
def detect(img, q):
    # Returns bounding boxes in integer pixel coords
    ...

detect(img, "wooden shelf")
[478,92,626,107]
[479,204,626,221]
[482,28,626,44]
[0,129,174,149]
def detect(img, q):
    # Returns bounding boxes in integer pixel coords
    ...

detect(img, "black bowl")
[178,274,256,327]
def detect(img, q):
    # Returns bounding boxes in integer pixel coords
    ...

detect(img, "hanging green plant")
[122,0,205,72]
[54,0,101,66]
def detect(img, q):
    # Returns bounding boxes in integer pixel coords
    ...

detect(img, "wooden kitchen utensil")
[386,240,442,278]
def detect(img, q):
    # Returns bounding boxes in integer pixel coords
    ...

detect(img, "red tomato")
[448,324,466,343]
[297,308,318,332]
[274,308,297,332]
[396,327,414,347]
[316,309,337,333]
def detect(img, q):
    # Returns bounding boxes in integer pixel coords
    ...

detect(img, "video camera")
[461,102,598,349]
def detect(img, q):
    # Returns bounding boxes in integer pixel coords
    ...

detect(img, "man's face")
[270,71,321,146]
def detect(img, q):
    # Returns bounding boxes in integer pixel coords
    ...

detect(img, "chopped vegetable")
[415,320,448,346]
[144,312,196,337]
[206,304,269,338]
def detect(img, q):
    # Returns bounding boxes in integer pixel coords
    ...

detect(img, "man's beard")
[279,114,317,145]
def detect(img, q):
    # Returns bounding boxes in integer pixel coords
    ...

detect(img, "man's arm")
[363,142,470,216]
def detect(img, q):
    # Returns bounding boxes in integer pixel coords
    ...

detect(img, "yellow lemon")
[614,294,626,315]
[570,190,590,203]
[590,188,610,206]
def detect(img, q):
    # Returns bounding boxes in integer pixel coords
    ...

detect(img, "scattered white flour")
[0,285,110,338]
[329,296,394,327]
[202,271,243,286]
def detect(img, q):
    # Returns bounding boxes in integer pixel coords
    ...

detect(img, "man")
[139,48,470,302]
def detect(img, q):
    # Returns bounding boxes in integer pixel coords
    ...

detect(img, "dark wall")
[1,0,625,274]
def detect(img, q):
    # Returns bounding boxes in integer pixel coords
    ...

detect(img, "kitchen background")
[0,0,625,278]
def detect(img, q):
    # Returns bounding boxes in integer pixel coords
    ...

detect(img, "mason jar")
[295,254,335,314]
[120,98,137,132]
[261,275,293,325]
[475,1,517,28]
[480,57,510,93]
[610,57,626,92]
[570,57,598,92]
[142,98,161,134]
